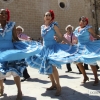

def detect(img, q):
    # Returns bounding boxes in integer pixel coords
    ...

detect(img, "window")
[58,0,70,10]
[59,2,65,8]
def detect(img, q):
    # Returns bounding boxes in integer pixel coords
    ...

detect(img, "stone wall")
[0,0,99,39]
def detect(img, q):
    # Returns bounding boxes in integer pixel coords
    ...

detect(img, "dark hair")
[49,10,55,21]
[79,16,88,25]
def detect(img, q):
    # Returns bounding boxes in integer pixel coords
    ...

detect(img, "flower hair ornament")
[85,17,88,25]
[49,10,55,21]
[6,9,10,21]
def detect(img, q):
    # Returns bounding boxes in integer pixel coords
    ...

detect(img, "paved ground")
[0,62,100,100]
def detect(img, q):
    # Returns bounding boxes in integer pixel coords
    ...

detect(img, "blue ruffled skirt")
[26,40,100,75]
[0,41,42,77]
[26,43,77,74]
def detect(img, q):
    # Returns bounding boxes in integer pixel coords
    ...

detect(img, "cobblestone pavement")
[0,62,100,100]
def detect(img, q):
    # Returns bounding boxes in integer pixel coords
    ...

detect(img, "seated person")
[16,25,31,82]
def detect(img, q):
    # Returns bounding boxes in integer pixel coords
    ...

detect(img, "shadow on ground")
[25,78,49,84]
[59,75,80,79]
[80,81,100,90]
[4,78,49,85]
[41,86,98,100]
[0,94,36,100]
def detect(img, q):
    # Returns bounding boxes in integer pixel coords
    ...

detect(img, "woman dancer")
[52,16,100,86]
[75,16,100,85]
[26,10,71,96]
[0,9,41,100]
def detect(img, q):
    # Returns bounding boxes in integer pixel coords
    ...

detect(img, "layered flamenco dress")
[0,22,42,78]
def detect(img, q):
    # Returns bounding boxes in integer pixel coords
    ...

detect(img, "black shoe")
[85,68,89,70]
[78,72,82,74]
[4,78,6,81]
[21,77,30,82]
[96,65,99,70]
[21,78,26,82]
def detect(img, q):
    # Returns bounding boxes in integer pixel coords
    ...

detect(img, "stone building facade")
[0,0,100,39]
